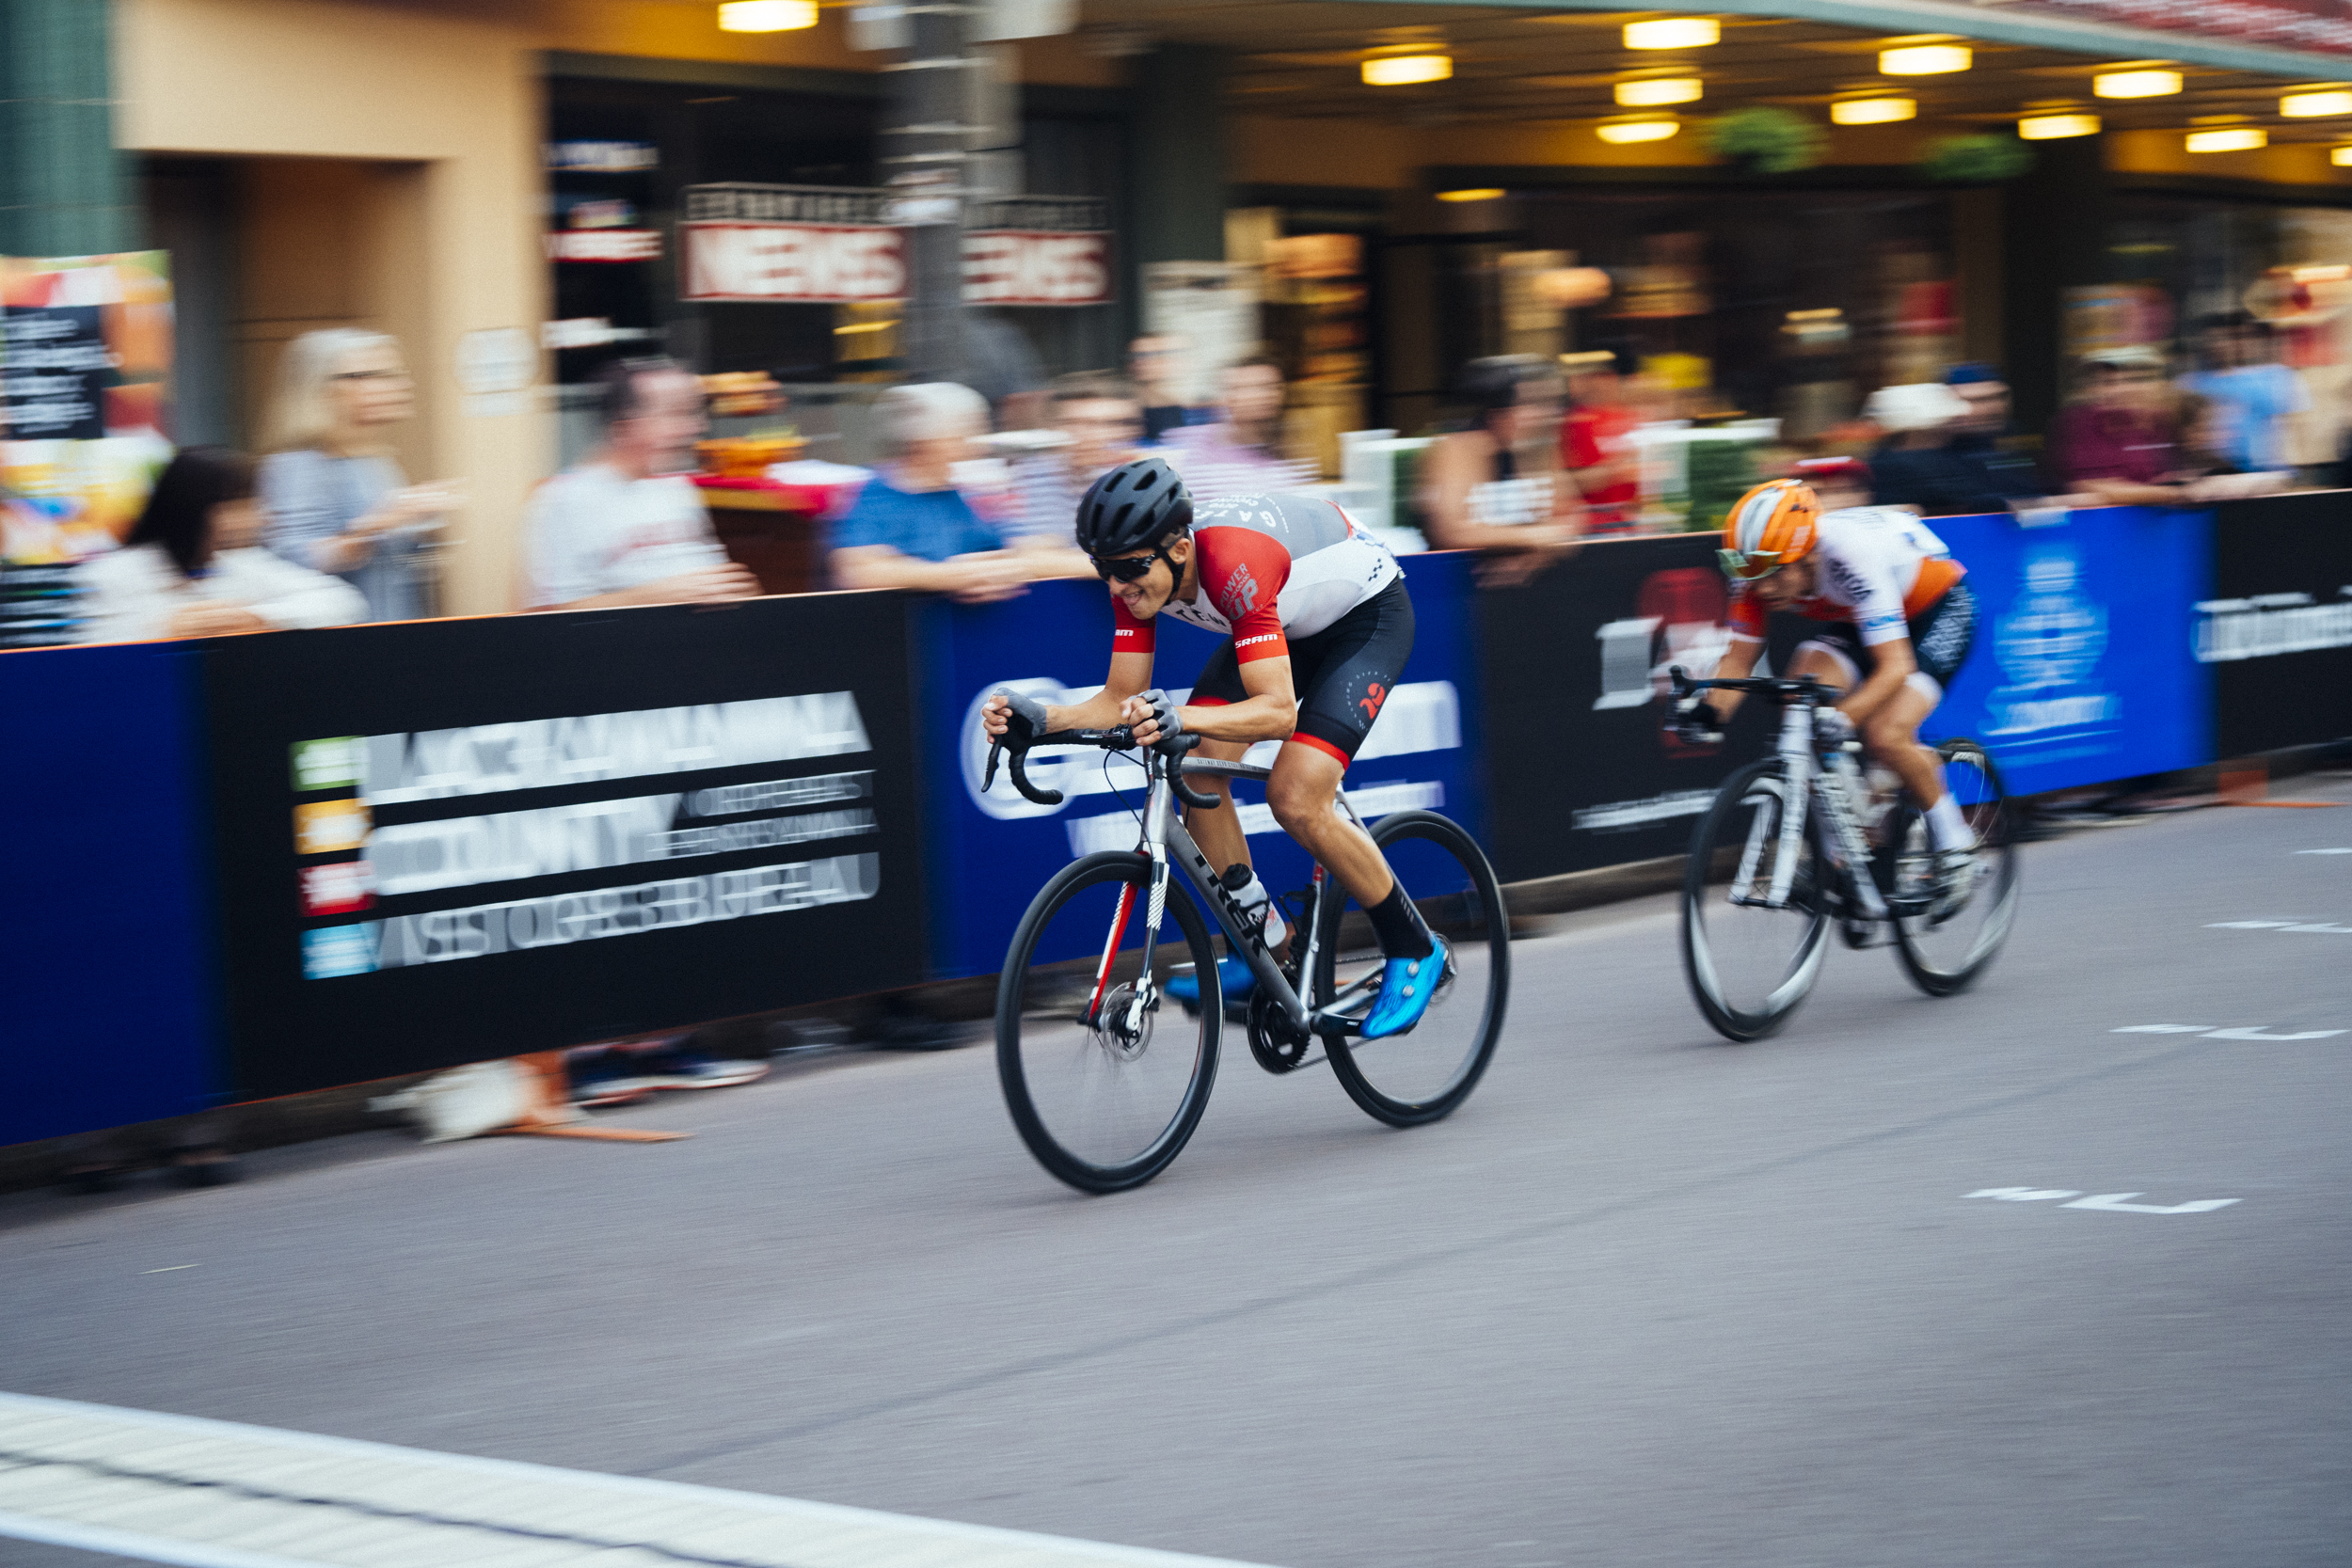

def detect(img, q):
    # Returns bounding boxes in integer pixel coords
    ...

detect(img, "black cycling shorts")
[1189,578,1415,767]
[1804,581,1977,694]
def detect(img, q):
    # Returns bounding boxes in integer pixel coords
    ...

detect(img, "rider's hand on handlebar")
[1813,707,1856,747]
[1672,695,1724,747]
[983,689,1051,744]
[1120,689,1184,749]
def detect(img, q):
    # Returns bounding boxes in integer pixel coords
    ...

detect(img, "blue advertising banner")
[918,554,1486,980]
[1929,506,2214,797]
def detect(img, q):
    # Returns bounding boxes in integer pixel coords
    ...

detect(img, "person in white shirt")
[78,447,367,643]
[522,356,761,610]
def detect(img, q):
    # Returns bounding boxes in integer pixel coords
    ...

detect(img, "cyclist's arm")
[1148,657,1295,744]
[1041,651,1155,732]
[1707,634,1764,721]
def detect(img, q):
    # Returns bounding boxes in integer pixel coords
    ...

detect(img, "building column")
[2000,135,2108,437]
[1128,43,1229,288]
[0,0,135,257]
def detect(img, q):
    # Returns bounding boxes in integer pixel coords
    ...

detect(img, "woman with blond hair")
[258,327,464,622]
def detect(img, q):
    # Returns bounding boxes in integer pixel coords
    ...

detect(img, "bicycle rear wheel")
[1682,759,1831,1042]
[1889,738,2018,996]
[997,852,1220,1193]
[1312,810,1509,1127]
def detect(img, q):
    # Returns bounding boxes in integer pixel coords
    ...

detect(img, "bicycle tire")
[1311,810,1510,1127]
[1681,759,1831,1042]
[996,852,1221,1193]
[1889,737,2019,997]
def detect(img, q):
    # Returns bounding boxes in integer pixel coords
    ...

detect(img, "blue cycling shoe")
[1164,954,1257,1006]
[1359,937,1450,1040]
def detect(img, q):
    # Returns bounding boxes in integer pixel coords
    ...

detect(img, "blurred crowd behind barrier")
[8,281,2352,643]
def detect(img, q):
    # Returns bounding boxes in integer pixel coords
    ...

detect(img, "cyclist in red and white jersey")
[980,458,1443,1039]
[1677,475,1980,889]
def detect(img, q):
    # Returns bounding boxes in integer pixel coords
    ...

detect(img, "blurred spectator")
[1420,355,1586,587]
[2180,311,2309,476]
[2050,347,2189,506]
[523,357,761,611]
[79,448,365,642]
[260,328,463,622]
[1005,372,1143,574]
[1867,362,2049,517]
[1159,356,1315,500]
[1791,454,1875,512]
[830,383,1032,604]
[967,312,1051,429]
[1560,343,1644,533]
[2173,390,2293,501]
[1128,335,1203,442]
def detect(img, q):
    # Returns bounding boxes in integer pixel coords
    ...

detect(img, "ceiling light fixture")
[1624,17,1719,50]
[1616,77,1703,106]
[1831,96,1915,124]
[1436,188,1506,202]
[2335,146,2352,166]
[1597,119,1680,143]
[2185,127,2266,152]
[1880,43,1970,75]
[2018,112,2101,139]
[2281,89,2352,117]
[717,0,817,31]
[2094,68,2183,98]
[1362,51,1453,86]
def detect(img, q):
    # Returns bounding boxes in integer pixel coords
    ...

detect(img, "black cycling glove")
[1137,689,1184,744]
[1673,697,1724,746]
[993,689,1050,745]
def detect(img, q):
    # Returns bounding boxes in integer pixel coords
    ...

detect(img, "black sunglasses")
[1091,548,1172,583]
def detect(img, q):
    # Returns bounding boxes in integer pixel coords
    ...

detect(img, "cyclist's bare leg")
[1858,682,1943,809]
[1184,737,1252,876]
[1266,743,1393,907]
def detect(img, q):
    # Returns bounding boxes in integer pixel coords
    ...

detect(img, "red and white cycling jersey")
[1728,505,1965,648]
[1112,491,1402,665]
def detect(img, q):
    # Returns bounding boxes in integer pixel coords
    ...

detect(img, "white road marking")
[0,1391,1279,1568]
[140,1265,199,1275]
[2060,1193,2241,1214]
[2295,847,2352,854]
[1968,1189,2240,1213]
[2113,1025,2345,1039]
[2206,919,2352,932]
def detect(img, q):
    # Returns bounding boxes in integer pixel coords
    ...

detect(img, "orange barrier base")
[2217,761,2344,809]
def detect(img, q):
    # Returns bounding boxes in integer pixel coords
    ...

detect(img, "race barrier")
[5,496,2346,1147]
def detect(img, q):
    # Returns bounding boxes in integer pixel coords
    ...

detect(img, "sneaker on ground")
[1163,954,1257,1006]
[1360,937,1450,1040]
[572,1048,767,1101]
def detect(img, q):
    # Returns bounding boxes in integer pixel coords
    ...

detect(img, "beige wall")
[119,0,548,616]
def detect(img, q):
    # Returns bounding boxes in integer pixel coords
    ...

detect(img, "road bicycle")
[1671,668,2018,1042]
[987,724,1509,1193]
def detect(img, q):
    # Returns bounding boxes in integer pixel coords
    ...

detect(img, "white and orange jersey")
[1112,492,1402,665]
[1729,506,1965,648]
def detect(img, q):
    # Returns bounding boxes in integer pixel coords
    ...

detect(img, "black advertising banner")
[2205,490,2352,759]
[203,595,927,1099]
[1,306,111,440]
[1477,533,1771,883]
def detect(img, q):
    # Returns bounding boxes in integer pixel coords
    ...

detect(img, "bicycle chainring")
[1247,988,1312,1074]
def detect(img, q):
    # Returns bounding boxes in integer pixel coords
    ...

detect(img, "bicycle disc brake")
[1092,982,1153,1062]
[1247,988,1312,1074]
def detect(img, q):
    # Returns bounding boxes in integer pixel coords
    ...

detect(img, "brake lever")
[1668,664,1692,699]
[983,739,1003,794]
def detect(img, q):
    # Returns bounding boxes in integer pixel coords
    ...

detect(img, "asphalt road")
[7,775,2351,1567]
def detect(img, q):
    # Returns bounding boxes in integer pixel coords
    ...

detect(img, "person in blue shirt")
[830,383,1036,603]
[2180,311,2309,475]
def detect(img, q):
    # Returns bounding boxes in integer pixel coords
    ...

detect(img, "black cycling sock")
[1366,883,1435,960]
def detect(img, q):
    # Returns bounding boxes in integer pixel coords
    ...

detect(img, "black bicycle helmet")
[1075,457,1192,556]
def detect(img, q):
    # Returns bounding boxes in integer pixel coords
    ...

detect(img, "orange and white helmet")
[1718,479,1820,582]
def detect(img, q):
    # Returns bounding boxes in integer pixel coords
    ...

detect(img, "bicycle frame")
[1094,752,1381,1041]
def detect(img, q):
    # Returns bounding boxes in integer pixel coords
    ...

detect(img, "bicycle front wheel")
[996,852,1221,1193]
[1682,759,1831,1042]
[1889,738,2019,996]
[1312,810,1510,1127]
